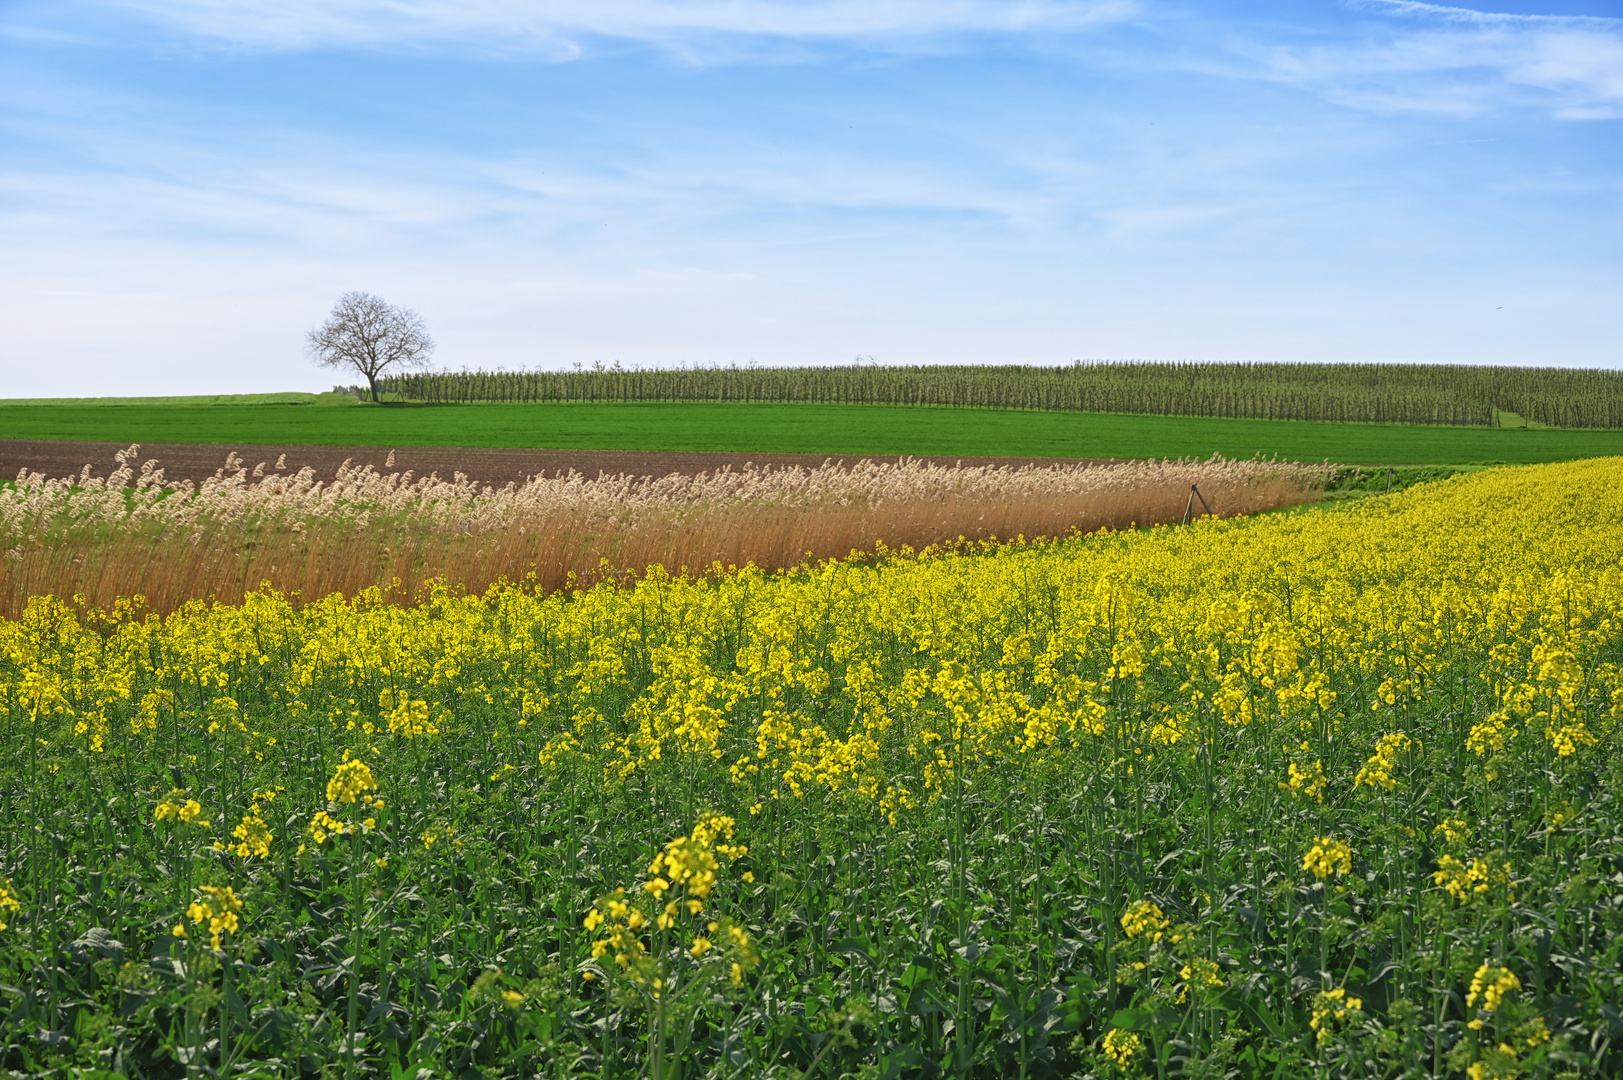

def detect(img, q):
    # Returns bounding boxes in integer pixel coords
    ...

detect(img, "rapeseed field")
[2,459,1621,1077]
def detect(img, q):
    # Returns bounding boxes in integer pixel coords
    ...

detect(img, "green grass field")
[5,399,1623,464]
[0,392,359,408]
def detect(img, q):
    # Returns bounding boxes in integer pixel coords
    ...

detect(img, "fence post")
[1183,484,1213,525]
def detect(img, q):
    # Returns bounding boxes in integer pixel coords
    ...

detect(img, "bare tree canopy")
[305,291,436,402]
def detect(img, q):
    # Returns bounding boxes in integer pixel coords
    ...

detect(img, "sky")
[1,0,1620,397]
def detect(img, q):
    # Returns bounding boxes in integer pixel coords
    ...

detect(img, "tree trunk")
[367,375,379,403]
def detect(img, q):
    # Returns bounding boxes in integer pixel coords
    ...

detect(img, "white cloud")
[1355,1,1616,28]
[77,0,1136,54]
[1240,2,1623,118]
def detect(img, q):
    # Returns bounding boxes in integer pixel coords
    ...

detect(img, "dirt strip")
[1,439,1118,487]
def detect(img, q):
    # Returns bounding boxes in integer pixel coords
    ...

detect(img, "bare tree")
[305,291,436,402]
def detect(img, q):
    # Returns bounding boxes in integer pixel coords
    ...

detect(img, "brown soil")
[1,439,1117,487]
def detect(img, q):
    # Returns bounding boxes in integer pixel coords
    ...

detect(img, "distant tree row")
[379,361,1623,429]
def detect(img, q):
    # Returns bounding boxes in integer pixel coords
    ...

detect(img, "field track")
[0,438,1116,487]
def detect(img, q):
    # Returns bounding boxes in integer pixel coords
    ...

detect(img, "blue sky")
[2,0,1620,396]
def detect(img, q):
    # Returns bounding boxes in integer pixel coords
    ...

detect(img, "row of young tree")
[378,361,1623,429]
[300,293,1620,428]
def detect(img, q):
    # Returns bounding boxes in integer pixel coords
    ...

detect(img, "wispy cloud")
[1354,1,1619,28]
[33,0,1623,120]
[1,0,1617,393]
[1237,1,1623,118]
[77,0,1137,54]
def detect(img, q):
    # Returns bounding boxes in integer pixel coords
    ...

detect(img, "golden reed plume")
[2,445,1329,616]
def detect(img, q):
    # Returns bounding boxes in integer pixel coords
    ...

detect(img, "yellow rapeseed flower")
[153,789,209,827]
[1309,987,1363,1046]
[1354,733,1415,792]
[184,885,245,950]
[0,880,20,931]
[1281,759,1328,802]
[1302,836,1353,880]
[230,813,273,859]
[309,809,347,843]
[1101,1028,1141,1066]
[1467,963,1521,1014]
[1120,900,1169,941]
[1433,817,1471,844]
[326,758,377,804]
[1435,855,1511,902]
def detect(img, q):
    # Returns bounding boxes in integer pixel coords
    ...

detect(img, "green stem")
[651,990,665,1080]
[346,829,362,1080]
[220,946,231,1074]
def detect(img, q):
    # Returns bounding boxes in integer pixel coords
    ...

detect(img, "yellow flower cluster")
[309,757,383,843]
[226,786,281,859]
[1120,900,1170,942]
[643,814,746,916]
[153,788,209,827]
[1180,957,1225,990]
[1101,1027,1141,1067]
[0,880,20,931]
[1309,987,1363,1046]
[309,810,349,844]
[1115,897,1199,992]
[1434,855,1511,903]
[1466,963,1521,1015]
[1301,836,1353,880]
[174,885,245,950]
[585,888,646,967]
[1353,733,1415,792]
[1467,1045,1520,1080]
[326,757,378,805]
[1433,817,1471,844]
[379,690,441,738]
[1546,719,1599,757]
[585,815,760,994]
[1280,756,1328,802]
[230,814,273,859]
[1461,964,1549,1080]
[1466,714,1515,756]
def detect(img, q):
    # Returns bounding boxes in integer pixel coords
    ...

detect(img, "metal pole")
[1184,484,1213,524]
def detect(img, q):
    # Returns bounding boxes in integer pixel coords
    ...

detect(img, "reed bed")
[1,446,1325,617]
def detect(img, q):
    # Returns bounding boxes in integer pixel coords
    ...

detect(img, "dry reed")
[2,445,1328,617]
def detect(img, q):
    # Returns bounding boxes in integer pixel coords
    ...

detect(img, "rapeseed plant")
[1309,987,1363,1046]
[0,458,1620,1075]
[1280,756,1327,802]
[1101,1027,1141,1067]
[1120,900,1170,942]
[584,815,760,1075]
[1301,836,1353,880]
[0,881,19,931]
[153,788,209,827]
[182,885,245,951]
